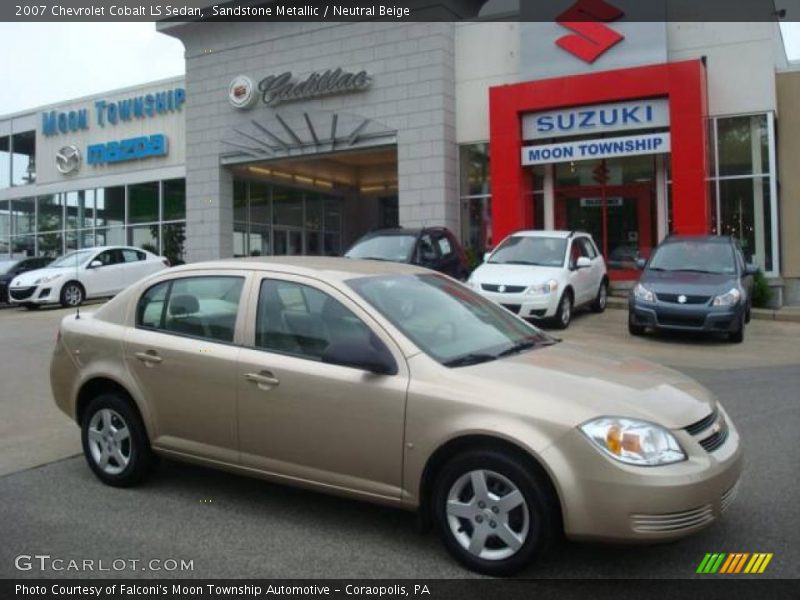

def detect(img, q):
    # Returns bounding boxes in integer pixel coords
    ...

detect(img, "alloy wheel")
[64,284,83,306]
[560,297,571,326]
[599,284,607,309]
[87,408,131,476]
[445,469,530,561]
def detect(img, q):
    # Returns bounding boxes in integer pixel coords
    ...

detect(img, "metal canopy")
[221,111,397,165]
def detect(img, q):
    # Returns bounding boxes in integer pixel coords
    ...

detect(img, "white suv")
[468,231,608,329]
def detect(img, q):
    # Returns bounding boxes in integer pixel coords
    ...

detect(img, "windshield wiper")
[355,256,394,262]
[489,260,541,265]
[442,353,498,368]
[670,268,720,274]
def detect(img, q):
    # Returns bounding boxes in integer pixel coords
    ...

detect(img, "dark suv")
[344,227,469,280]
[0,256,52,303]
[628,236,756,343]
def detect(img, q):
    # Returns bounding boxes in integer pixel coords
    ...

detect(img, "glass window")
[128,225,159,254]
[94,249,124,266]
[128,181,159,224]
[272,187,303,227]
[161,276,244,342]
[345,233,416,261]
[94,227,125,247]
[489,235,567,267]
[162,179,186,221]
[96,187,125,227]
[0,136,10,189]
[162,222,186,265]
[717,115,768,177]
[255,279,374,362]
[459,143,490,197]
[349,274,553,365]
[11,198,35,235]
[38,194,64,233]
[136,281,170,329]
[122,248,145,262]
[0,200,9,238]
[249,183,270,256]
[37,232,63,258]
[11,131,35,186]
[65,190,94,230]
[11,235,35,257]
[648,240,736,275]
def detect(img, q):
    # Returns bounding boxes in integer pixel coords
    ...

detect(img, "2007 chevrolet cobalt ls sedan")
[50,257,742,575]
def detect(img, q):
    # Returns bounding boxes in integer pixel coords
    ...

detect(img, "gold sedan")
[50,257,742,575]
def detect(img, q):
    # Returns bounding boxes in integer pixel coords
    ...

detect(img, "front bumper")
[475,288,559,319]
[540,405,743,542]
[8,284,59,305]
[629,298,744,333]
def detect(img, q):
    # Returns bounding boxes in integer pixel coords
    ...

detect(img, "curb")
[606,296,800,323]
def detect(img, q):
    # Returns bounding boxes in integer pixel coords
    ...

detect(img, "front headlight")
[580,417,686,466]
[527,279,558,295]
[34,274,63,285]
[712,287,741,307]
[633,282,655,302]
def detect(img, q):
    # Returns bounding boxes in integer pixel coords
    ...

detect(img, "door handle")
[244,371,280,389]
[135,351,163,365]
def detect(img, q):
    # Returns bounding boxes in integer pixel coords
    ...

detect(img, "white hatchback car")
[8,246,169,309]
[468,231,608,328]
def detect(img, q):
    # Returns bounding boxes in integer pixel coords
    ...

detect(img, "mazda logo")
[56,145,81,175]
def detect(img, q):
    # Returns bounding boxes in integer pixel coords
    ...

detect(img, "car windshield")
[348,274,556,367]
[489,236,567,267]
[648,241,736,274]
[345,234,417,262]
[48,250,95,268]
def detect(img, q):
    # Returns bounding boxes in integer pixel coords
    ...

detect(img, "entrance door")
[273,228,303,256]
[556,184,653,280]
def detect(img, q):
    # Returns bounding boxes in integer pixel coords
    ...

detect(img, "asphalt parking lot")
[0,303,798,579]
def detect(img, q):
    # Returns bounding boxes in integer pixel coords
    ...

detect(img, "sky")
[0,22,799,116]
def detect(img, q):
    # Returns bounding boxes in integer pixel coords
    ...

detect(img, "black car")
[0,256,53,303]
[344,227,470,280]
[628,236,756,343]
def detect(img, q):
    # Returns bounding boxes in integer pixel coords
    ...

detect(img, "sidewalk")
[606,296,800,323]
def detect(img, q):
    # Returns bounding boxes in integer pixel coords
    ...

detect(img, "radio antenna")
[75,247,80,320]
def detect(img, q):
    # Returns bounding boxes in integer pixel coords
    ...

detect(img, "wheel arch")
[417,434,564,532]
[75,376,151,439]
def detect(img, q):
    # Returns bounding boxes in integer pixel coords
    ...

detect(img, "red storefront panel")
[489,60,709,245]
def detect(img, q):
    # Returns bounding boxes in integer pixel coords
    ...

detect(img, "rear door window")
[136,276,245,343]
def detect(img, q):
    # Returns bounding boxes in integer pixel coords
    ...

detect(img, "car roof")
[507,230,586,239]
[164,256,430,282]
[359,227,452,237]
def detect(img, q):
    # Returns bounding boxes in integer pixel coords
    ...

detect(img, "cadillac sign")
[230,68,372,109]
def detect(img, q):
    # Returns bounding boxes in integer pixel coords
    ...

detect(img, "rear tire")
[552,292,572,330]
[81,392,156,487]
[628,312,645,336]
[432,450,559,576]
[60,281,84,308]
[591,280,608,313]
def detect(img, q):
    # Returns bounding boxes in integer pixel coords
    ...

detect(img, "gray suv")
[628,236,756,343]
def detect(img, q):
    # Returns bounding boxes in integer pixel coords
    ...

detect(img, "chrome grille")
[631,505,714,533]
[721,481,740,513]
[482,284,526,294]
[685,409,719,435]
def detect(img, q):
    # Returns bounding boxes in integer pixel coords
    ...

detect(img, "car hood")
[640,270,736,296]
[471,263,563,287]
[459,343,715,430]
[10,267,68,287]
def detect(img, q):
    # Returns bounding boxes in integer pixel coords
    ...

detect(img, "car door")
[566,239,591,305]
[124,272,248,463]
[431,230,463,279]
[83,249,124,297]
[578,237,605,299]
[236,274,409,499]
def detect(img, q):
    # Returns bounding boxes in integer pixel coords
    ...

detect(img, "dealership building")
[2,15,800,304]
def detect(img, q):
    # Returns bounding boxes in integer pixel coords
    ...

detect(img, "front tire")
[728,314,745,344]
[432,450,559,576]
[552,291,572,330]
[60,281,84,308]
[591,280,608,313]
[81,392,156,487]
[628,312,645,336]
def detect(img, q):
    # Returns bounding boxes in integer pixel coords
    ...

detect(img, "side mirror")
[483,252,492,263]
[88,260,103,269]
[576,256,591,269]
[321,337,397,375]
[635,258,647,270]
[744,263,758,276]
